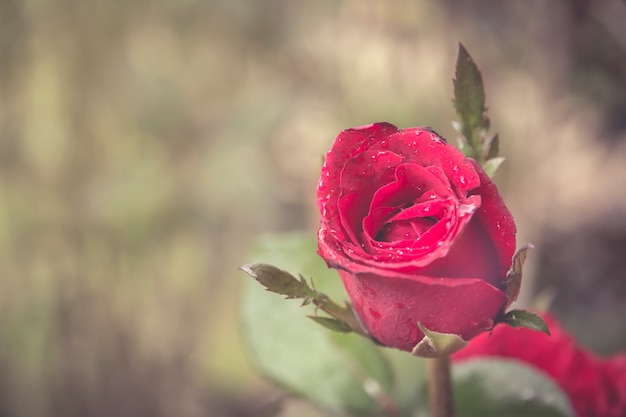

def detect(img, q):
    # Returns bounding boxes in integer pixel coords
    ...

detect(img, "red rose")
[453,313,626,417]
[316,122,516,353]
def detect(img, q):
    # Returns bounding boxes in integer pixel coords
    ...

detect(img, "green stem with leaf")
[240,263,370,338]
[453,43,504,178]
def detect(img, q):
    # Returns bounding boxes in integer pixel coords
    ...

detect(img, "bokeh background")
[1,0,626,416]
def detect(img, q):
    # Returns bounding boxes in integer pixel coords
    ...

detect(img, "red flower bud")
[317,123,516,353]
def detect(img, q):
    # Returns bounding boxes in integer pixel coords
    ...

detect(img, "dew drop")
[380,140,389,148]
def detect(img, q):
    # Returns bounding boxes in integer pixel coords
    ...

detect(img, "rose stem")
[427,356,454,417]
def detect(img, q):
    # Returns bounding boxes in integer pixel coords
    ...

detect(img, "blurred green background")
[2,0,626,416]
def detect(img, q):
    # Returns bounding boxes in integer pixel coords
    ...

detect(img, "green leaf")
[240,263,316,300]
[503,309,551,335]
[451,120,463,134]
[308,316,353,333]
[504,243,534,310]
[241,233,394,415]
[485,133,500,160]
[457,140,475,161]
[453,358,575,417]
[241,263,369,337]
[453,43,489,153]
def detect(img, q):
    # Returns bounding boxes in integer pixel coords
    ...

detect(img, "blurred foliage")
[1,0,626,416]
[242,234,398,416]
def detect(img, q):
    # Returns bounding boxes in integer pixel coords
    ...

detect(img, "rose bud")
[454,312,626,417]
[316,122,516,355]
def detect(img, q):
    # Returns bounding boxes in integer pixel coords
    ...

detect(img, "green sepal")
[504,244,534,310]
[503,309,551,335]
[411,323,468,358]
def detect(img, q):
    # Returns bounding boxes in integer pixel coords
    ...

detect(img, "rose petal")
[470,161,517,276]
[340,270,507,352]
[367,163,453,211]
[361,163,453,243]
[318,122,399,210]
[371,128,480,193]
[337,150,404,243]
[417,197,504,286]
